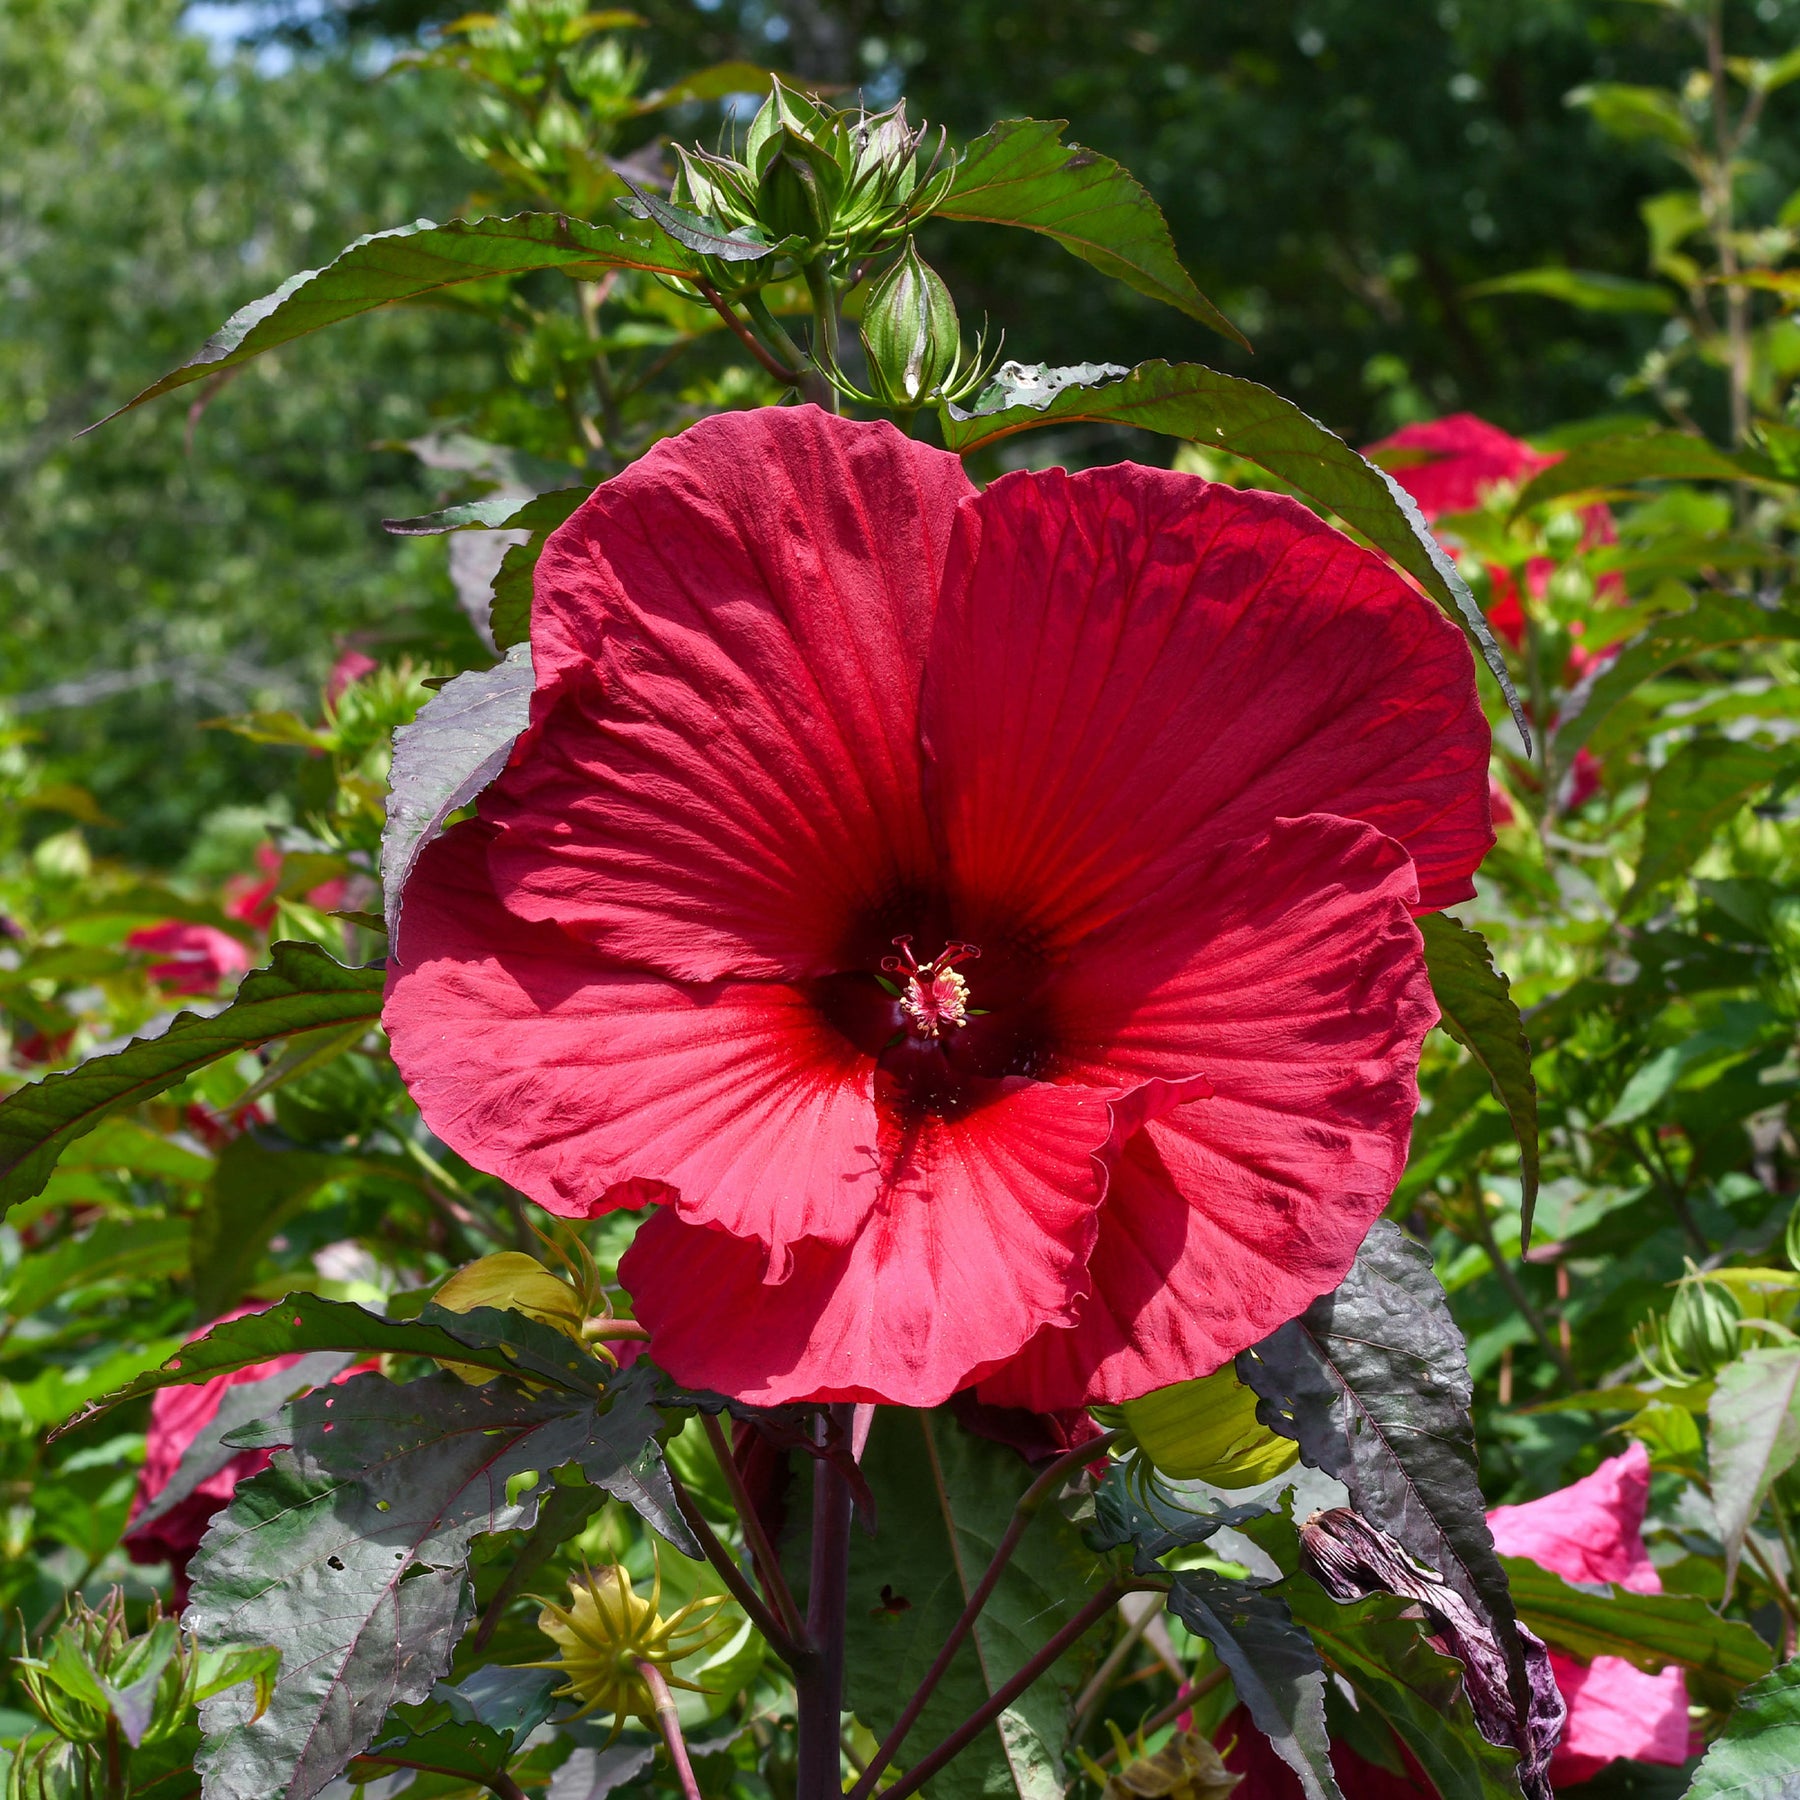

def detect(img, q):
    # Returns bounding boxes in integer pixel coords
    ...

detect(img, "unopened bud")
[1120,1365,1298,1489]
[1665,1266,1741,1377]
[755,128,842,245]
[861,240,962,406]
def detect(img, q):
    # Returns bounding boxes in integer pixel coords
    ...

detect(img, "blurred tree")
[0,0,488,863]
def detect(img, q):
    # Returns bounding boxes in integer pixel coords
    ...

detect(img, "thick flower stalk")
[385,406,1492,1408]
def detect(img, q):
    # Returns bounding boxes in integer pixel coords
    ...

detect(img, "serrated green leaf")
[1624,736,1794,916]
[1500,1556,1772,1687]
[1709,1349,1800,1597]
[1421,915,1540,1237]
[1237,1223,1533,1730]
[1686,1653,1800,1799]
[95,214,703,422]
[61,1293,613,1433]
[938,119,1245,346]
[1551,593,1800,775]
[939,359,1524,743]
[188,1368,673,1800]
[841,1409,1103,1800]
[1165,1570,1341,1800]
[0,943,385,1219]
[1513,428,1781,512]
[382,642,536,927]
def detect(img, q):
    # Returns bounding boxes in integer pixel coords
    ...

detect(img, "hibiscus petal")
[977,815,1435,1408]
[621,1077,1199,1407]
[923,462,1492,943]
[385,820,887,1253]
[1548,1651,1690,1780]
[483,405,974,982]
[1487,1441,1662,1593]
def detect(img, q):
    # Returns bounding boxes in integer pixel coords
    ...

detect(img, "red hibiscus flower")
[384,407,1491,1409]
[1366,414,1623,661]
[224,843,350,931]
[1488,1441,1691,1785]
[126,920,252,995]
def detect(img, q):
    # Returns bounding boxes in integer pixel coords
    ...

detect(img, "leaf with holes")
[939,359,1524,743]
[1420,915,1539,1239]
[1236,1222,1531,1732]
[939,120,1244,345]
[0,943,384,1219]
[186,1365,679,1800]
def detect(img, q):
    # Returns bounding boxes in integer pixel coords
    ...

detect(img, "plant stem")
[848,1429,1125,1800]
[668,1465,809,1668]
[1468,1187,1575,1387]
[801,259,842,413]
[796,1405,854,1800]
[1703,0,1752,451]
[697,282,803,385]
[701,1412,807,1644]
[640,1662,704,1800]
[876,1582,1155,1800]
[488,1775,531,1800]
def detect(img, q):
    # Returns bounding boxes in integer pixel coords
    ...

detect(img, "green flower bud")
[861,240,963,406]
[433,1250,589,1383]
[1120,1365,1298,1489]
[1665,1267,1742,1377]
[755,126,843,246]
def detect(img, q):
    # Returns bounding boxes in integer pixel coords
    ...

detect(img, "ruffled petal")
[978,815,1435,1408]
[1549,1652,1690,1781]
[1488,1442,1661,1593]
[385,821,884,1255]
[922,462,1491,947]
[621,1077,1198,1407]
[485,405,974,982]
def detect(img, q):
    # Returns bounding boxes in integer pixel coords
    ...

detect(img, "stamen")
[881,935,980,1038]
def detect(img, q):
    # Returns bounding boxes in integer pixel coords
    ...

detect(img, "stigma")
[883,936,980,1039]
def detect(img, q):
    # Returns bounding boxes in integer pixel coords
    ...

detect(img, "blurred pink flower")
[223,843,348,930]
[326,649,378,705]
[1488,1442,1690,1785]
[126,921,252,995]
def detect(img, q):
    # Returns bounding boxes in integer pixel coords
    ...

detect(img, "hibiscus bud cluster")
[667,81,953,273]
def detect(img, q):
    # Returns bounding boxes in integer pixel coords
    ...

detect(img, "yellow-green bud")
[861,240,962,406]
[434,1251,587,1383]
[1121,1365,1298,1489]
[755,127,842,245]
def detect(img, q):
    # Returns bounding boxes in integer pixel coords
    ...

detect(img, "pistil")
[883,936,980,1039]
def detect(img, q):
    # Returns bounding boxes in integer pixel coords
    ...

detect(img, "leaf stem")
[801,259,842,414]
[847,1429,1125,1800]
[876,1581,1157,1800]
[701,1412,807,1644]
[639,1662,703,1800]
[796,1406,855,1800]
[696,282,803,385]
[668,1465,809,1669]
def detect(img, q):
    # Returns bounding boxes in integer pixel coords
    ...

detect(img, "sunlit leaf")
[1686,1653,1800,1800]
[1709,1349,1800,1597]
[939,119,1246,346]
